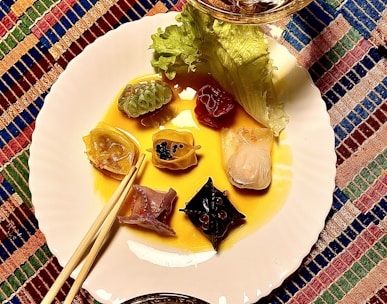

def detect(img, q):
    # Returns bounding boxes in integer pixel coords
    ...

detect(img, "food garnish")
[83,122,140,180]
[118,79,174,118]
[194,83,235,129]
[179,177,245,250]
[221,127,273,190]
[118,185,177,236]
[150,4,288,136]
[147,129,201,170]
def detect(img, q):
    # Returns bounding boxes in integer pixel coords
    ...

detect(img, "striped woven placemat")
[1,0,386,303]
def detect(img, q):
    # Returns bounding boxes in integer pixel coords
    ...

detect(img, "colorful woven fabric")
[0,0,386,303]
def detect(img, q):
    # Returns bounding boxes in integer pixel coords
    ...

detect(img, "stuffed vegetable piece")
[221,127,273,190]
[147,129,201,170]
[118,79,174,118]
[82,122,140,180]
[118,185,177,236]
[179,177,245,251]
[194,83,235,129]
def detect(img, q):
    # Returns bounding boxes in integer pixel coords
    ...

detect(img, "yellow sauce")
[93,74,293,252]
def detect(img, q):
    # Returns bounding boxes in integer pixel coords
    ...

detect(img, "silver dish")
[122,292,209,304]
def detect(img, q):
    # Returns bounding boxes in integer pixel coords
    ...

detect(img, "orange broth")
[93,74,293,252]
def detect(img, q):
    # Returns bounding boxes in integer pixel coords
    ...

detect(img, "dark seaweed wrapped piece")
[118,80,174,118]
[179,177,245,250]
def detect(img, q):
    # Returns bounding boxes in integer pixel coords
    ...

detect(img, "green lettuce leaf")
[150,5,288,136]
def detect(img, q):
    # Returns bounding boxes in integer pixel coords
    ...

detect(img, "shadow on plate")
[121,292,210,304]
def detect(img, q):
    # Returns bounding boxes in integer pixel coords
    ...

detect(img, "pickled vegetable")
[83,122,140,180]
[118,80,174,118]
[222,128,273,190]
[147,129,201,170]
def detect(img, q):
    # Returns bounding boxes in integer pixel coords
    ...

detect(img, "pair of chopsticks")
[41,153,145,304]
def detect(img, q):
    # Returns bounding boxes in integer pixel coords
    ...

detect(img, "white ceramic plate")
[29,12,336,304]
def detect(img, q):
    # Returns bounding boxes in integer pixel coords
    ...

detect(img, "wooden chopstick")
[41,153,145,304]
[63,153,145,303]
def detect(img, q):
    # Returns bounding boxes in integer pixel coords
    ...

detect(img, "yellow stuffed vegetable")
[147,129,201,170]
[83,122,140,180]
